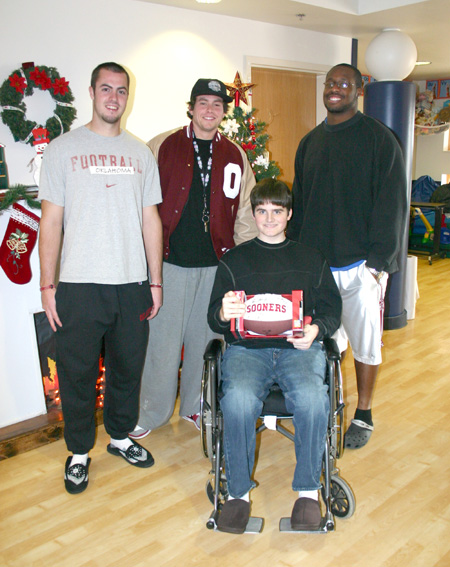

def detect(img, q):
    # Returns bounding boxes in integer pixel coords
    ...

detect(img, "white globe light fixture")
[365,28,417,81]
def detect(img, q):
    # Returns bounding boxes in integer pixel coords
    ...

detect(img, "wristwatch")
[367,267,386,283]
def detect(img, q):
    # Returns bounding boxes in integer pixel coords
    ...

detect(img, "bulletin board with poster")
[426,79,450,100]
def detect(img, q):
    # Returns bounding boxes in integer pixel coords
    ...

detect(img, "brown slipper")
[291,497,321,530]
[217,499,250,534]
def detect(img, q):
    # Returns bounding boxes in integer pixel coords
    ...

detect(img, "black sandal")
[107,440,154,468]
[64,457,91,494]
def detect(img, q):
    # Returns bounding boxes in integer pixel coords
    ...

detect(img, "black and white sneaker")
[64,457,91,494]
[107,439,155,468]
[129,426,151,440]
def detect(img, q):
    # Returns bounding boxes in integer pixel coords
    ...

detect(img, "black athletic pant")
[55,281,152,454]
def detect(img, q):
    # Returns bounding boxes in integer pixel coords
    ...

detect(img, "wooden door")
[250,67,317,187]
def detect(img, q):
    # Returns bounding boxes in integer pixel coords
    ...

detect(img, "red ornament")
[225,71,255,107]
[8,73,27,94]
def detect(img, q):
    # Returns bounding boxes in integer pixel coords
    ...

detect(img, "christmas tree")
[220,107,280,181]
[220,72,280,182]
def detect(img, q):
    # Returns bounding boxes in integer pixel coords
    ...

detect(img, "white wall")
[0,0,352,427]
[414,133,450,182]
[1,0,352,186]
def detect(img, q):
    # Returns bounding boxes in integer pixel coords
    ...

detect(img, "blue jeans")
[219,343,329,498]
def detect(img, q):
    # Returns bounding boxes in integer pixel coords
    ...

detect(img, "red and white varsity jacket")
[148,123,257,261]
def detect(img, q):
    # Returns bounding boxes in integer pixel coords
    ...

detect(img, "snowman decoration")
[29,127,49,186]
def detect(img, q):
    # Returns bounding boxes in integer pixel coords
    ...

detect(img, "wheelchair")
[199,337,355,533]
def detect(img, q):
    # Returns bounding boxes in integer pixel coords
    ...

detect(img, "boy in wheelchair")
[207,178,342,534]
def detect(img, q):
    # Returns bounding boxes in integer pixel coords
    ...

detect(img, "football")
[243,294,293,336]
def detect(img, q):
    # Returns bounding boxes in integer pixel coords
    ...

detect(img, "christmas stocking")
[0,202,40,284]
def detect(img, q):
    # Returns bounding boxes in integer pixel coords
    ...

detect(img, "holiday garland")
[0,185,41,213]
[0,64,76,146]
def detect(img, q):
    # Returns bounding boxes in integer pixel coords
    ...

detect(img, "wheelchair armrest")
[203,338,224,362]
[323,337,341,361]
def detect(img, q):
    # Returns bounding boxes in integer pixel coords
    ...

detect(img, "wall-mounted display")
[426,79,450,99]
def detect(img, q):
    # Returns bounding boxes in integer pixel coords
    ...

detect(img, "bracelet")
[150,282,163,288]
[40,284,56,291]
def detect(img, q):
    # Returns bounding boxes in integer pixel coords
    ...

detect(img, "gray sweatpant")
[138,262,220,430]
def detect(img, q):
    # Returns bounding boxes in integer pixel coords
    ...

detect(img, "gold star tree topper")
[225,71,255,106]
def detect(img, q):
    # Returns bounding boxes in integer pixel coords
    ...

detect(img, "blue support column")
[364,81,416,329]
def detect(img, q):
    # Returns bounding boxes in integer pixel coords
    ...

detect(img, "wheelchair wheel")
[200,365,213,460]
[323,476,355,518]
[331,363,345,460]
[331,402,344,460]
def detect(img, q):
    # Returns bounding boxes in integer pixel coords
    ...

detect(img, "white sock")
[70,453,88,466]
[228,491,250,502]
[298,490,319,501]
[110,437,134,451]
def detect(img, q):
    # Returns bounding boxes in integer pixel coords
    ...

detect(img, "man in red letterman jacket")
[130,78,257,440]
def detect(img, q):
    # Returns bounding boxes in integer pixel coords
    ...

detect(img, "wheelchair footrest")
[244,517,264,533]
[279,517,331,533]
[208,513,264,533]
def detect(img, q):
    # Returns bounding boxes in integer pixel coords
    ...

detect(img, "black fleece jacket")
[287,112,407,273]
[208,237,342,349]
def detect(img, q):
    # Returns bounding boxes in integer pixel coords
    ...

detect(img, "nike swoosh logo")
[106,184,117,188]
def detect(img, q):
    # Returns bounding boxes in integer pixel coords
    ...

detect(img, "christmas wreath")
[0,63,76,145]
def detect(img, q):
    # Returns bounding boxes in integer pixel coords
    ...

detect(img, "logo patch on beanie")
[208,80,221,92]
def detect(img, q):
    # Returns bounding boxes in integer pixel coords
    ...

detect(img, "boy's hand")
[220,291,246,322]
[286,324,319,350]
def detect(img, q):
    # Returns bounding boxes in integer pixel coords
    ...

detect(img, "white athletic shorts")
[332,261,388,366]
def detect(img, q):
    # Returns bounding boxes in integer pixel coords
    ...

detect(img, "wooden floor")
[1,258,449,567]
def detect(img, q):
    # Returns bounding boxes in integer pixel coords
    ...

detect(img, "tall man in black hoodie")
[287,63,407,449]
